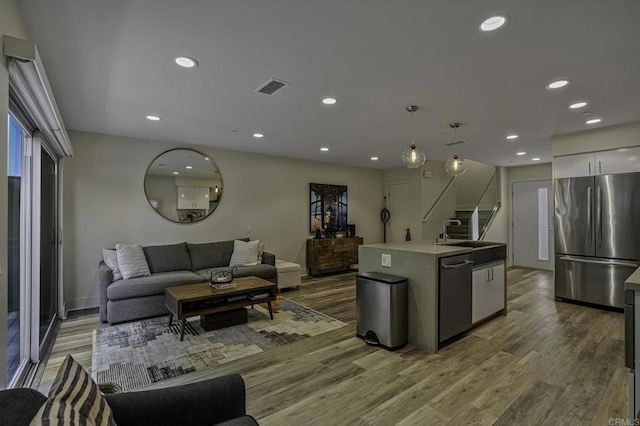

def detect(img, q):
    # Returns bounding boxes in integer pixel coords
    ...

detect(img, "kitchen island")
[359,240,507,353]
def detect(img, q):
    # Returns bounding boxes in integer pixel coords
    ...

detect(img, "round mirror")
[144,148,222,223]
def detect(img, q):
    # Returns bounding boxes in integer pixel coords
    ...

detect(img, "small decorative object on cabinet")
[306,237,363,277]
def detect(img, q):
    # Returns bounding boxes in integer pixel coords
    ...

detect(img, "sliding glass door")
[6,114,26,385]
[6,115,60,387]
[39,148,58,345]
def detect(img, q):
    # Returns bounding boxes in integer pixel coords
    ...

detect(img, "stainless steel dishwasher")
[439,253,473,343]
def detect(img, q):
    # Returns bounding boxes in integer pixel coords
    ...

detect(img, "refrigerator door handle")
[587,187,592,247]
[558,256,639,268]
[596,186,602,247]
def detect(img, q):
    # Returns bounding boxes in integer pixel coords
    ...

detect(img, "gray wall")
[63,130,384,310]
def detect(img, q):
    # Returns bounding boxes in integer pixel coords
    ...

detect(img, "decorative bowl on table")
[206,267,237,286]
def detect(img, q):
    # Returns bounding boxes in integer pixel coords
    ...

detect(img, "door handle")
[586,187,592,247]
[558,256,639,268]
[486,269,490,282]
[598,160,602,174]
[491,267,494,281]
[588,161,591,175]
[596,186,602,247]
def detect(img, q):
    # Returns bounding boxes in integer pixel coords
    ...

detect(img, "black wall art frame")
[309,183,348,234]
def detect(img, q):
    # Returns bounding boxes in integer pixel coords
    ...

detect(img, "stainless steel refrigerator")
[555,173,640,309]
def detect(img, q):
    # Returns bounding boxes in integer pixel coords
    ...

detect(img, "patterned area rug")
[92,299,346,391]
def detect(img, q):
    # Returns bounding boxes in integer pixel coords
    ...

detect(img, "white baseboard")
[64,296,100,316]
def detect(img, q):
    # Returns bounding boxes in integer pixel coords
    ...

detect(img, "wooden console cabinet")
[306,237,363,277]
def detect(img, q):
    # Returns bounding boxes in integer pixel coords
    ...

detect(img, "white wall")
[0,0,31,389]
[63,131,384,310]
[455,160,496,209]
[552,121,640,156]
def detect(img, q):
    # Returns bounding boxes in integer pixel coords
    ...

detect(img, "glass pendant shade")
[402,144,427,169]
[445,154,466,176]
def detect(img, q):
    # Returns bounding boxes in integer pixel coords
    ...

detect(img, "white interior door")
[387,182,412,242]
[512,180,554,270]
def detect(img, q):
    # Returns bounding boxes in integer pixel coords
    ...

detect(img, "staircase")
[446,209,493,239]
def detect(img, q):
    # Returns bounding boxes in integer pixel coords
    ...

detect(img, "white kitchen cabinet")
[554,147,640,178]
[472,260,505,324]
[177,186,210,209]
[553,153,596,178]
[596,147,640,175]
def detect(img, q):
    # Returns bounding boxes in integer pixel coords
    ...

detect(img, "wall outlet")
[246,225,252,233]
[381,253,391,267]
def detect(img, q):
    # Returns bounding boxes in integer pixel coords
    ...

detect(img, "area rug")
[91,299,346,391]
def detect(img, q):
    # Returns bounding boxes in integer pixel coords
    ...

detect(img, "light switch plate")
[381,253,391,267]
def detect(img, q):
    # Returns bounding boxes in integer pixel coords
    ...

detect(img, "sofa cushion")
[229,240,261,266]
[30,355,115,426]
[143,242,191,273]
[0,388,46,426]
[188,239,249,271]
[116,244,151,279]
[195,264,276,282]
[107,271,203,300]
[102,249,122,281]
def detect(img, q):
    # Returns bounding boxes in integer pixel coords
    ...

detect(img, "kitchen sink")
[445,241,500,248]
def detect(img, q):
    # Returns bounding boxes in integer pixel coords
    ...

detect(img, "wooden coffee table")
[165,276,277,341]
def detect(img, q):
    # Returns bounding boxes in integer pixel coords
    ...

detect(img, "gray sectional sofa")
[97,239,276,324]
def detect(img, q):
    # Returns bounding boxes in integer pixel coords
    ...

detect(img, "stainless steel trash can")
[356,272,408,351]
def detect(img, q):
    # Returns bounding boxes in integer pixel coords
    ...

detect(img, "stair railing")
[468,169,501,241]
[421,176,457,223]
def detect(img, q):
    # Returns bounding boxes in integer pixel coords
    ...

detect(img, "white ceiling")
[16,0,640,169]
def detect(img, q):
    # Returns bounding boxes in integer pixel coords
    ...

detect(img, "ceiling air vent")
[445,140,467,146]
[255,78,290,95]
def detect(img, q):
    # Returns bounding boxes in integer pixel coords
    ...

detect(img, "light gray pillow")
[102,249,122,281]
[229,240,261,266]
[115,244,151,279]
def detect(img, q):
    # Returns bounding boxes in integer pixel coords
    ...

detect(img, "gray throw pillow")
[115,244,151,279]
[102,249,122,281]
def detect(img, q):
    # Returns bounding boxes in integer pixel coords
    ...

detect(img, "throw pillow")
[102,249,122,281]
[229,239,261,266]
[30,355,116,426]
[257,242,266,264]
[115,244,151,280]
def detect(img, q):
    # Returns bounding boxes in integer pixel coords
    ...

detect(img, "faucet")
[441,219,462,242]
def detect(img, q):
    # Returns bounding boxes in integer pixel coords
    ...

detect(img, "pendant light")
[445,122,467,176]
[401,105,427,169]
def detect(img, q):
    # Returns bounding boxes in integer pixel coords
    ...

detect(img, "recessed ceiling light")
[371,157,379,161]
[174,56,198,68]
[146,115,161,121]
[185,166,193,169]
[253,133,264,138]
[586,118,602,125]
[204,157,210,161]
[322,97,338,105]
[569,102,587,109]
[546,80,570,90]
[580,111,593,116]
[516,152,526,156]
[320,147,329,152]
[506,134,518,140]
[480,15,509,32]
[532,157,541,161]
[172,171,179,175]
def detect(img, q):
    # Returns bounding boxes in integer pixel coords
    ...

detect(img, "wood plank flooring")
[34,268,627,425]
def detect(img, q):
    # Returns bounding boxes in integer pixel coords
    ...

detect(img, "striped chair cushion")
[30,355,115,426]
